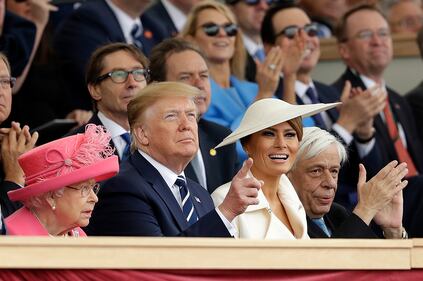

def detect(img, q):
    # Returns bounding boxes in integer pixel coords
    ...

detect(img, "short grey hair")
[291,127,347,170]
[23,188,65,209]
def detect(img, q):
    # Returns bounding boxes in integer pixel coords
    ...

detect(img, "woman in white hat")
[4,124,119,236]
[212,98,339,239]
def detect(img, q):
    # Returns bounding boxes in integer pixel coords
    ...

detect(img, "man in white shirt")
[226,0,272,81]
[86,82,262,236]
[70,43,149,161]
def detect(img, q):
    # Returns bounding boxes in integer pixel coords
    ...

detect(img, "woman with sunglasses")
[181,1,303,159]
[4,124,119,236]
[212,98,338,239]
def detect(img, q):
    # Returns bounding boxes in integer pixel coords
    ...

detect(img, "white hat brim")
[215,98,340,149]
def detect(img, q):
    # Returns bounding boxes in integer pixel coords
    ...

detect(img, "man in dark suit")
[54,0,165,111]
[70,43,149,161]
[225,0,272,82]
[406,27,423,142]
[288,127,407,239]
[332,5,423,234]
[260,3,386,208]
[85,82,261,236]
[142,0,197,39]
[149,38,238,193]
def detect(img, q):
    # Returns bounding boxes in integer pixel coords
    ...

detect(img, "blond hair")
[180,0,246,80]
[127,82,201,152]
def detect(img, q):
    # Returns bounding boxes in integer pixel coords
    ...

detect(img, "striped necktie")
[305,87,326,129]
[175,175,199,226]
[121,132,131,160]
[130,24,143,50]
[312,218,331,237]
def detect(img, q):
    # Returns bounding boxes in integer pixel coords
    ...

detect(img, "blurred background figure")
[4,124,119,236]
[298,0,348,38]
[380,0,423,34]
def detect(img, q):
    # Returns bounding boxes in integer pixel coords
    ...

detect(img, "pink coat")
[4,207,86,236]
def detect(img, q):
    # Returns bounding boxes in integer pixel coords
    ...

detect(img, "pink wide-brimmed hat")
[8,124,119,201]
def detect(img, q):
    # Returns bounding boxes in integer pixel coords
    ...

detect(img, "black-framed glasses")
[67,183,100,197]
[200,22,238,37]
[0,77,16,89]
[276,23,318,40]
[94,68,149,84]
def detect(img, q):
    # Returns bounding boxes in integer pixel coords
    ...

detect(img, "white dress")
[212,174,309,239]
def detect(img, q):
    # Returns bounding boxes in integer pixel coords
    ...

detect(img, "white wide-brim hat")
[215,98,340,149]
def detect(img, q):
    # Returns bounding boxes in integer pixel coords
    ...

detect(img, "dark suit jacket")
[245,52,257,83]
[185,119,238,194]
[1,11,36,77]
[54,0,165,110]
[307,203,376,238]
[0,177,21,219]
[142,1,178,39]
[406,80,423,141]
[85,152,231,237]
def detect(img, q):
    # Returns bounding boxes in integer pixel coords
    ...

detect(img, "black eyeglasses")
[67,183,100,197]
[227,0,275,6]
[276,23,319,40]
[95,68,149,84]
[0,77,16,89]
[200,23,238,37]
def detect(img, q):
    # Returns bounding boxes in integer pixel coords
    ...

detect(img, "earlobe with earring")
[51,201,56,211]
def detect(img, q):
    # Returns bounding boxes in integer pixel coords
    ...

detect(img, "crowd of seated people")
[1,0,423,240]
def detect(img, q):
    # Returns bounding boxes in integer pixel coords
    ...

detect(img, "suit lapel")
[130,153,187,230]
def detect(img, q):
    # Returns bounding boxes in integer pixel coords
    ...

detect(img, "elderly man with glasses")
[70,43,149,162]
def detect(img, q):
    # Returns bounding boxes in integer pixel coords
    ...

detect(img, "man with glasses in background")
[261,2,386,215]
[225,0,275,81]
[70,43,149,161]
[332,4,423,237]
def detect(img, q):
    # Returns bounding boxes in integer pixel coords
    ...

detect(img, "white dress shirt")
[105,0,142,44]
[161,0,187,32]
[97,112,129,160]
[138,150,237,236]
[242,34,264,57]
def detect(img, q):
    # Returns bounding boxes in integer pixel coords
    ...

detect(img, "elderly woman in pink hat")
[4,124,119,236]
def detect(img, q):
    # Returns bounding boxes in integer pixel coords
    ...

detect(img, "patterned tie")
[254,48,265,62]
[383,99,418,177]
[130,24,143,50]
[175,175,199,226]
[312,218,331,237]
[305,87,326,129]
[121,132,131,160]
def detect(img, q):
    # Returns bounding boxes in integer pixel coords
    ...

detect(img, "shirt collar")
[161,0,187,32]
[242,34,263,56]
[359,72,386,90]
[105,0,142,43]
[295,79,316,100]
[138,149,185,189]
[97,111,128,139]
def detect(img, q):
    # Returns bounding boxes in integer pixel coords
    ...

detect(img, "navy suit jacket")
[307,203,376,238]
[54,0,165,110]
[85,152,231,237]
[142,1,178,39]
[185,119,238,194]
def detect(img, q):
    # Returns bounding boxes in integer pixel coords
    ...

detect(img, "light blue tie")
[130,24,143,50]
[312,218,331,237]
[121,132,131,160]
[254,48,265,62]
[175,175,199,226]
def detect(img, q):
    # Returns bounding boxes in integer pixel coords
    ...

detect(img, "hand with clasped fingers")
[0,121,38,185]
[218,158,263,222]
[353,161,408,238]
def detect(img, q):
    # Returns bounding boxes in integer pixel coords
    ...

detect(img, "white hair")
[291,127,347,170]
[23,188,65,209]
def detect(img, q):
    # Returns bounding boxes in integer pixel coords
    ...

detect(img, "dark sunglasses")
[201,22,238,37]
[95,68,149,84]
[227,0,275,5]
[276,23,318,40]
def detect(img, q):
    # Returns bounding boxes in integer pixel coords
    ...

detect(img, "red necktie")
[383,99,418,177]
